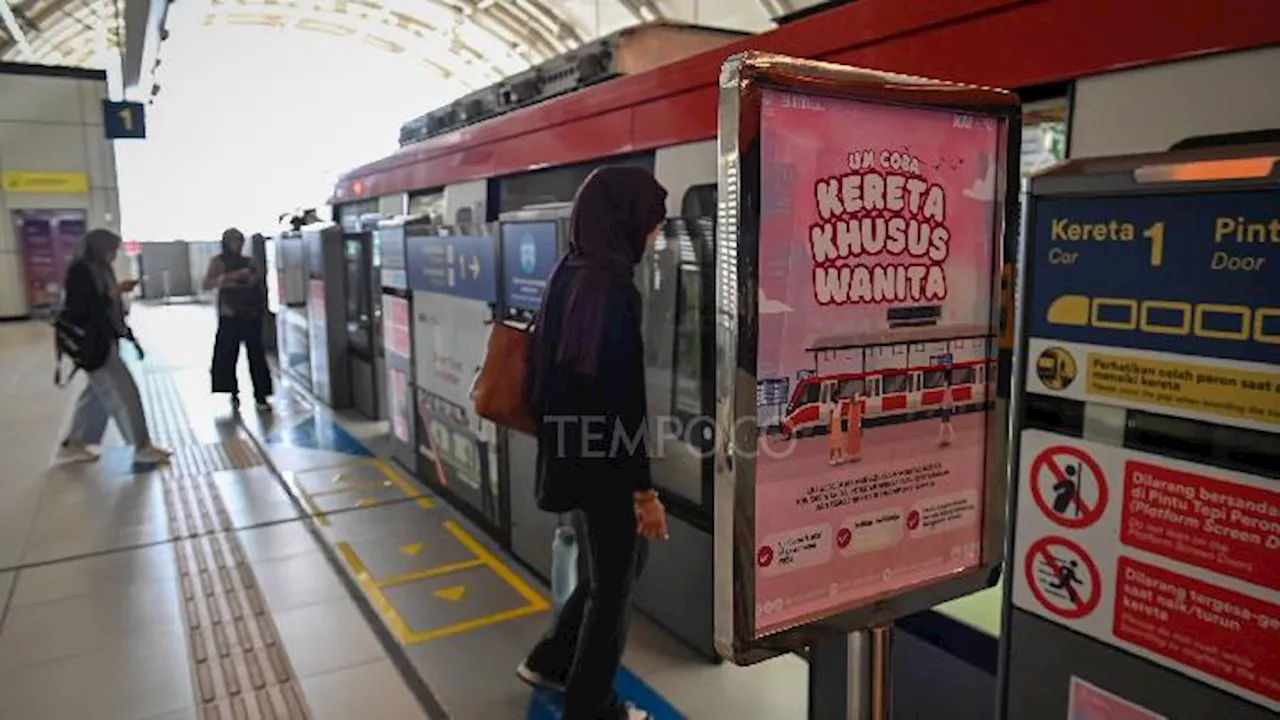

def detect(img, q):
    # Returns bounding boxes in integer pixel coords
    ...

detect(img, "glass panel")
[882,373,909,394]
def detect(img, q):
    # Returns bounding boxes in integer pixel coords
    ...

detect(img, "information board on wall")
[407,233,502,527]
[11,209,85,311]
[1025,191,1279,432]
[713,52,1019,661]
[501,221,558,313]
[1006,153,1280,717]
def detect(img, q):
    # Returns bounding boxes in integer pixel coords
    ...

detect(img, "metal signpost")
[713,52,1020,719]
[999,142,1280,719]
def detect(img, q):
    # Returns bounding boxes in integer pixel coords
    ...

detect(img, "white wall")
[0,66,122,318]
[1069,46,1280,158]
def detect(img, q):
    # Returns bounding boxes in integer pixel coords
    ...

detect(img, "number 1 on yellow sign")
[118,107,133,132]
[1142,221,1165,267]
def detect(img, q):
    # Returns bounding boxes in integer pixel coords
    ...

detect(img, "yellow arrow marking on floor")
[434,586,466,602]
[400,543,423,557]
[355,498,374,508]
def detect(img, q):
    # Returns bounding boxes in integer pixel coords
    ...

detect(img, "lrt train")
[327,0,1280,686]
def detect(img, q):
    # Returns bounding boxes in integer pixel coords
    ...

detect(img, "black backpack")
[53,310,110,386]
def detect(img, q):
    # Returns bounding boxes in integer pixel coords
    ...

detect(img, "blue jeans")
[66,344,152,448]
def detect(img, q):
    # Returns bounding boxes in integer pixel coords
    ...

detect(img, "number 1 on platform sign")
[1143,221,1165,267]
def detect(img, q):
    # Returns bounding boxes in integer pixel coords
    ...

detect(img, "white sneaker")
[516,661,566,693]
[57,442,99,463]
[624,703,653,720]
[134,445,173,464]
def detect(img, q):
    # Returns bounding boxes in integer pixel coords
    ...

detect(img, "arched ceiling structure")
[1,0,832,98]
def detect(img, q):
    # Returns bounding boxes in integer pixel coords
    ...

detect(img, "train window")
[796,382,821,406]
[922,369,949,389]
[499,153,655,212]
[951,366,977,385]
[672,265,704,417]
[834,378,864,399]
[680,184,717,219]
[882,373,909,394]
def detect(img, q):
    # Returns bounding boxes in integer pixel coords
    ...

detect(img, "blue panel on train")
[406,234,498,303]
[525,666,685,720]
[267,415,372,457]
[502,221,559,311]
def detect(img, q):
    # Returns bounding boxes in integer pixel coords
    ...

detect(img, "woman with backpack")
[57,228,171,465]
[203,228,272,411]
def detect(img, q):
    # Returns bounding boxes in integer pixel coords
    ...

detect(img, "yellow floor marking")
[376,459,435,509]
[401,542,423,557]
[355,497,375,508]
[336,541,413,642]
[434,585,466,602]
[443,520,551,612]
[307,481,391,498]
[376,558,486,589]
[333,520,549,646]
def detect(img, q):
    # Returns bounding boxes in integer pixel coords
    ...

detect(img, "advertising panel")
[750,87,1001,636]
[382,294,412,363]
[1012,431,1279,711]
[501,221,558,312]
[12,209,86,310]
[408,234,501,526]
[1068,677,1166,720]
[307,279,330,401]
[376,224,407,290]
[1024,190,1280,433]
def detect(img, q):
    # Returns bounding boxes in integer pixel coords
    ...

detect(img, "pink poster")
[13,209,86,310]
[752,88,1000,635]
[1068,677,1165,720]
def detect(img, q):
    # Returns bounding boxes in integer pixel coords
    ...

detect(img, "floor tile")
[8,542,177,608]
[252,550,348,613]
[0,572,12,620]
[274,594,385,679]
[235,520,320,563]
[301,660,430,720]
[0,577,184,668]
[0,634,193,720]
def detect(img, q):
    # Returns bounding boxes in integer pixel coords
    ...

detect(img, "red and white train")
[778,330,994,437]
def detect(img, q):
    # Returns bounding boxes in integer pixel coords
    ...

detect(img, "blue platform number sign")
[502,221,558,311]
[103,100,146,139]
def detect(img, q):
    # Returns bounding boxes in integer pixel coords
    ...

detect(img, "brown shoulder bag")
[470,319,537,436]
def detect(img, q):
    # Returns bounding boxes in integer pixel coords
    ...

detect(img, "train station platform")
[0,303,806,720]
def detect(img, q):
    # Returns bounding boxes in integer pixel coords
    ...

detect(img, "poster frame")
[997,141,1280,718]
[713,51,1022,664]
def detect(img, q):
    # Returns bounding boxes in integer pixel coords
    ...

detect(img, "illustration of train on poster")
[752,88,1001,634]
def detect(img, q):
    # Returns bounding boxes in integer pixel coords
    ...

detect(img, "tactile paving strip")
[160,439,265,539]
[132,362,314,718]
[177,532,312,720]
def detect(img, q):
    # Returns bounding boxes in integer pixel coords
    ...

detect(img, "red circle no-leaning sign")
[1024,535,1101,620]
[1031,445,1108,529]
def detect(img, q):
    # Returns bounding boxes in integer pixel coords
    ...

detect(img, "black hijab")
[529,166,667,392]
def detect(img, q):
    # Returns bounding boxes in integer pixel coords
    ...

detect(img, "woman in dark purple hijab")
[518,166,670,720]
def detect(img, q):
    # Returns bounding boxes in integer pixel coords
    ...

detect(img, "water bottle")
[550,524,579,612]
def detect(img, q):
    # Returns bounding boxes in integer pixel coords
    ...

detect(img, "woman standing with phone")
[204,228,272,411]
[58,228,171,465]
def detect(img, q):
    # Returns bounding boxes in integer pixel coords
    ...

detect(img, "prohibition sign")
[1031,445,1108,529]
[1024,536,1101,620]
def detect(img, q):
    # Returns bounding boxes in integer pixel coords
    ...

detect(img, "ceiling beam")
[122,0,166,92]
[0,0,35,59]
